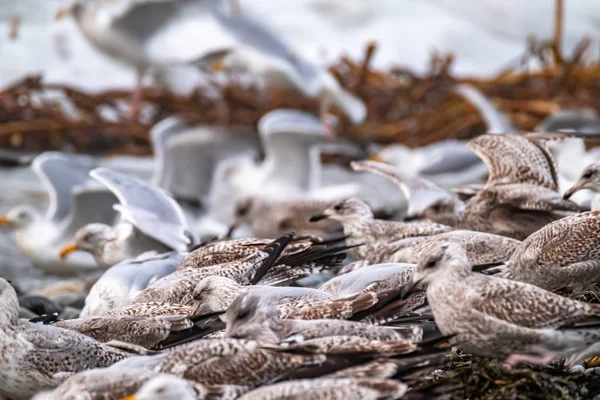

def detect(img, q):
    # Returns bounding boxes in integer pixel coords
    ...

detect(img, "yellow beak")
[0,216,12,225]
[210,59,225,72]
[368,153,385,163]
[59,243,79,260]
[119,396,136,400]
[55,5,74,20]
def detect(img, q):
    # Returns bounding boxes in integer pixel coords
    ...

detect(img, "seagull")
[356,133,584,240]
[401,241,600,366]
[0,278,131,399]
[563,161,600,210]
[81,251,184,317]
[59,168,193,268]
[226,109,357,202]
[309,198,451,260]
[0,152,117,276]
[56,0,366,125]
[238,377,408,400]
[121,374,244,400]
[499,211,600,291]
[224,290,422,344]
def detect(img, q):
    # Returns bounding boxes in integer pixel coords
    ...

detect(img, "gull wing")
[91,168,191,251]
[350,160,453,215]
[32,152,97,224]
[467,133,559,190]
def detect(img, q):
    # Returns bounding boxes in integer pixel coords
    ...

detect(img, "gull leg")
[504,352,555,368]
[319,95,337,142]
[551,0,564,65]
[130,67,145,120]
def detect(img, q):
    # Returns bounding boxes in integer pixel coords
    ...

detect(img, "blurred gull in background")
[0,153,117,276]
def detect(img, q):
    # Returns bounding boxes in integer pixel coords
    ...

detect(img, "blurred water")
[0,0,598,92]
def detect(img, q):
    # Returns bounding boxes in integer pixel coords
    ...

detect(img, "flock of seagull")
[2,91,600,399]
[3,0,600,399]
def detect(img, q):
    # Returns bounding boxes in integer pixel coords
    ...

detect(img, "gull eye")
[236,307,250,320]
[333,204,343,211]
[583,171,594,179]
[423,257,439,269]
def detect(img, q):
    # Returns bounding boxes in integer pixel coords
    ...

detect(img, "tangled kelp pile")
[0,39,599,155]
[419,352,600,400]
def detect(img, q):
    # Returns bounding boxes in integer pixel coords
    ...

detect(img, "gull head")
[59,223,113,260]
[0,278,19,326]
[402,241,471,299]
[225,291,279,343]
[413,241,471,286]
[121,375,201,400]
[564,162,600,199]
[309,198,373,223]
[406,197,462,226]
[192,276,243,316]
[0,205,38,229]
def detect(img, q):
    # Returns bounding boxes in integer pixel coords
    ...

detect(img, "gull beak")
[59,243,79,260]
[119,396,135,400]
[309,213,328,222]
[55,4,75,20]
[563,181,585,200]
[0,216,12,225]
[404,213,423,222]
[368,152,385,163]
[210,59,226,72]
[399,278,423,300]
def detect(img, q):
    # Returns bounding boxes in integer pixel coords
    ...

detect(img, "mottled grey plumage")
[156,338,325,388]
[225,292,422,344]
[134,249,272,305]
[192,276,333,317]
[52,313,191,349]
[238,378,408,400]
[310,198,451,260]
[500,211,600,290]
[411,241,600,361]
[359,230,520,267]
[0,279,130,400]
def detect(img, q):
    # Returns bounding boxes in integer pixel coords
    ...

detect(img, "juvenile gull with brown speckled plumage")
[309,198,451,260]
[0,278,131,400]
[224,291,422,344]
[499,211,600,291]
[353,134,584,240]
[404,241,600,365]
[238,377,408,400]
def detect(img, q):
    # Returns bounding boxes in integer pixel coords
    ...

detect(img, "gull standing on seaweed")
[0,152,117,275]
[59,168,193,268]
[56,0,366,126]
[401,241,600,365]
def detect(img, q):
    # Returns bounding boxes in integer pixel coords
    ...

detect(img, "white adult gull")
[0,152,117,276]
[59,168,192,269]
